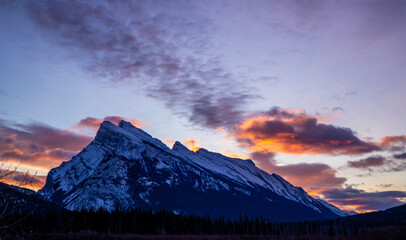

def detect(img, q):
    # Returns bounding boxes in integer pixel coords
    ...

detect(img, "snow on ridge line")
[98,120,170,152]
[173,143,306,203]
[174,144,326,213]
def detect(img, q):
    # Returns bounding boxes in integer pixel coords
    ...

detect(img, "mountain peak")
[172,141,190,152]
[100,120,117,128]
[96,120,153,145]
[118,120,131,128]
[118,120,153,140]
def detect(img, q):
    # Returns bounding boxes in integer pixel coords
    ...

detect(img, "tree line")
[2,208,405,238]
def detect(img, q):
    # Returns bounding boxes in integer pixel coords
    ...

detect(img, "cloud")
[347,156,386,169]
[0,168,46,190]
[74,116,147,132]
[0,119,92,171]
[182,139,201,152]
[332,107,344,112]
[3,1,406,211]
[7,0,257,129]
[250,151,346,190]
[234,107,379,155]
[10,122,91,151]
[276,163,346,189]
[394,152,406,159]
[381,161,406,173]
[321,186,406,212]
[344,153,406,174]
[381,135,406,147]
[221,151,249,160]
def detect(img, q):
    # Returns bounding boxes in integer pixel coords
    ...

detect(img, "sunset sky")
[1,0,406,213]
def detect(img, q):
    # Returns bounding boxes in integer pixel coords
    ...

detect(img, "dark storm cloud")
[322,186,406,211]
[5,0,256,129]
[347,156,386,169]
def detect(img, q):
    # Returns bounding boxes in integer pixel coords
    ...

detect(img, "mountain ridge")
[39,120,348,220]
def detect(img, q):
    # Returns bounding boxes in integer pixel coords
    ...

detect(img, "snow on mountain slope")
[173,142,324,212]
[315,199,349,217]
[39,120,347,220]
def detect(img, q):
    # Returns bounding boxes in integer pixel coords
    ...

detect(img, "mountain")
[0,182,61,216]
[38,120,347,221]
[338,203,406,225]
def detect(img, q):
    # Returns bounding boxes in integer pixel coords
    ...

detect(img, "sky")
[0,0,406,213]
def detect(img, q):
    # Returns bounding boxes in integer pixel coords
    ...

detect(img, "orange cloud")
[234,110,379,155]
[0,168,46,191]
[182,139,201,152]
[0,120,92,176]
[381,135,406,146]
[221,150,249,159]
[162,138,176,149]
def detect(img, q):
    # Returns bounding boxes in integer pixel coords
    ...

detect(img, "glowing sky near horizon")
[1,0,406,213]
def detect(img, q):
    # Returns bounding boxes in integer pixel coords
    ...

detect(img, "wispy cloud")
[345,153,406,174]
[347,156,386,169]
[6,0,257,129]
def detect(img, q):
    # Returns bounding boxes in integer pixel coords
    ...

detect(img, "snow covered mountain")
[39,120,348,220]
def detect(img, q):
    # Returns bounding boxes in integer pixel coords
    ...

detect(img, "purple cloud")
[394,152,406,159]
[348,156,386,169]
[322,186,406,211]
[0,119,92,170]
[250,151,346,189]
